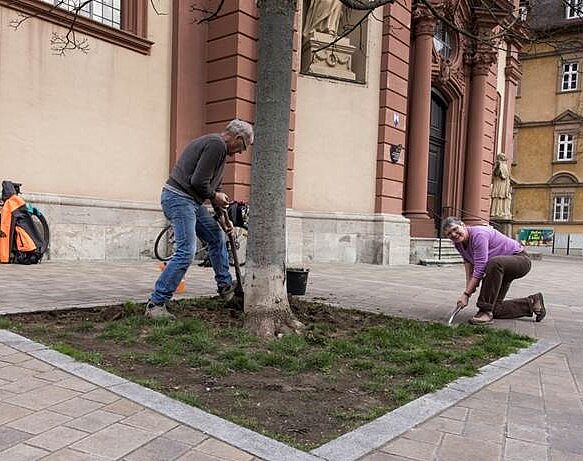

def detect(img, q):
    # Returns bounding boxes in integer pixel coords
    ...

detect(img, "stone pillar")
[404,6,436,236]
[463,52,496,224]
[501,42,521,164]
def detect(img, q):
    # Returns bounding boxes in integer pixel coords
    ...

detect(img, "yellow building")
[513,4,583,253]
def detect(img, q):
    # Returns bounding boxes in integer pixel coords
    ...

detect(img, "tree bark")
[244,0,303,338]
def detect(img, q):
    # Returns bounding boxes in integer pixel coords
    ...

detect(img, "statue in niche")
[302,0,345,39]
[491,153,512,219]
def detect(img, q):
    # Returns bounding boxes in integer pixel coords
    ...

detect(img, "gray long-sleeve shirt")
[166,134,227,204]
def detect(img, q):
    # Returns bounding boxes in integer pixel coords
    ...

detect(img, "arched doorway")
[427,90,448,230]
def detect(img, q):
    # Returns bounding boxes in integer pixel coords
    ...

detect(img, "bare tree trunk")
[244,0,303,338]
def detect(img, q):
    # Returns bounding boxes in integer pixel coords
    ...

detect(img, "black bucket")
[286,268,309,295]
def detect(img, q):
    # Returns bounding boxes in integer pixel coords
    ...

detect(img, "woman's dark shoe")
[532,293,546,322]
[469,311,493,325]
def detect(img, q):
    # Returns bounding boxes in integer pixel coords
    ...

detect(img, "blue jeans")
[150,188,232,304]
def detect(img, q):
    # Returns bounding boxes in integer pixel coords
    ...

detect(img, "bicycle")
[0,181,50,262]
[154,201,248,266]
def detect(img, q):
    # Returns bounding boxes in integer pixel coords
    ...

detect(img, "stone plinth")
[301,32,356,80]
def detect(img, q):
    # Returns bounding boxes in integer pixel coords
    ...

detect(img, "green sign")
[517,229,554,246]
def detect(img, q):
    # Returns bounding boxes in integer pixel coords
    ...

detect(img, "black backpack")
[0,181,49,264]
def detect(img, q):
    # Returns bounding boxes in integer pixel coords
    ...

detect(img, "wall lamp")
[389,144,403,163]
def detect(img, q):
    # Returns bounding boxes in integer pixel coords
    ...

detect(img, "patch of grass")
[171,390,202,407]
[0,317,13,329]
[134,377,163,391]
[75,321,96,333]
[53,342,103,366]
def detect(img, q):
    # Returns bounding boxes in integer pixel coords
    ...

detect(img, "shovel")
[217,208,244,306]
[447,304,464,326]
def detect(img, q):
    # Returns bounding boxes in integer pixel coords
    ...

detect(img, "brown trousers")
[476,252,536,319]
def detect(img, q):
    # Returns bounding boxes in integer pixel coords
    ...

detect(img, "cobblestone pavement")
[0,256,581,460]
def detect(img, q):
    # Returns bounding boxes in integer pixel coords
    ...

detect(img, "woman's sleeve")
[470,234,489,279]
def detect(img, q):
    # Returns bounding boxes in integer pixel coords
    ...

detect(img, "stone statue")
[303,0,345,39]
[491,153,512,219]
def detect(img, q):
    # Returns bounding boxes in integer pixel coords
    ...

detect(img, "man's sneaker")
[218,283,235,301]
[532,292,546,322]
[144,300,176,320]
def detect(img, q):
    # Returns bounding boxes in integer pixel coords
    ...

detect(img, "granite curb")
[0,330,560,461]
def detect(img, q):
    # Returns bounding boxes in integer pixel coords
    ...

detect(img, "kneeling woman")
[442,217,546,325]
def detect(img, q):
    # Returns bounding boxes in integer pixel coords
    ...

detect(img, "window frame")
[561,62,579,92]
[0,0,152,55]
[557,133,575,161]
[552,195,572,222]
[566,0,583,19]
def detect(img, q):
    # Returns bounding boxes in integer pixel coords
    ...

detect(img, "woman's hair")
[441,216,464,234]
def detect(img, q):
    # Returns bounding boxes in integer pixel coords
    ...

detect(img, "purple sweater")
[454,226,523,279]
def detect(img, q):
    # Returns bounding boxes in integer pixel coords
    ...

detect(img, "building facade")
[0,0,521,264]
[513,0,583,250]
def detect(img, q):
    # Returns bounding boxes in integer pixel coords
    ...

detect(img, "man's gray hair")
[225,119,254,146]
[441,216,464,234]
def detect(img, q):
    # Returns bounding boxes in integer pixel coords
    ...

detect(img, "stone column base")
[301,32,356,80]
[286,210,410,266]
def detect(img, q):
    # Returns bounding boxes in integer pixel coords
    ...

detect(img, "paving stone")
[81,388,120,404]
[360,453,413,461]
[466,407,506,426]
[402,427,443,445]
[439,406,468,421]
[35,447,111,460]
[504,438,549,460]
[6,410,72,435]
[0,427,33,451]
[33,369,72,383]
[0,365,37,382]
[19,359,54,373]
[1,352,34,364]
[195,438,255,461]
[0,443,49,460]
[4,385,80,411]
[122,409,179,434]
[462,420,505,445]
[55,377,97,393]
[507,421,548,444]
[548,430,583,455]
[550,449,583,461]
[27,426,88,451]
[437,433,501,461]
[509,391,544,410]
[124,436,191,461]
[102,399,143,416]
[71,423,158,459]
[65,409,125,433]
[176,449,231,461]
[417,416,464,435]
[164,425,208,446]
[1,376,51,394]
[0,401,34,425]
[49,397,105,418]
[381,437,436,461]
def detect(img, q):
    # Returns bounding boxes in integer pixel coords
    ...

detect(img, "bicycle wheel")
[229,227,247,266]
[31,210,50,256]
[154,225,174,261]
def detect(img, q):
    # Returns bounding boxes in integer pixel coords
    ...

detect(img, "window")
[561,63,578,91]
[566,0,583,19]
[553,196,572,222]
[433,21,454,60]
[42,0,121,29]
[557,133,574,160]
[0,0,151,54]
